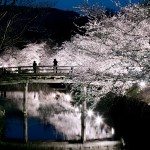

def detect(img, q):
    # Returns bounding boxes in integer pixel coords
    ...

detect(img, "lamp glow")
[111,128,115,135]
[87,109,94,117]
[96,116,103,125]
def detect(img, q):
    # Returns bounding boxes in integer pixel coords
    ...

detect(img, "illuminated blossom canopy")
[0,4,149,98]
[0,4,149,95]
[55,4,150,95]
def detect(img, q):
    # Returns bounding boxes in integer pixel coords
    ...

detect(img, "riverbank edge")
[0,140,122,150]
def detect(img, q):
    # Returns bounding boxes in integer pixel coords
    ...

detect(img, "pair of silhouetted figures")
[33,59,58,73]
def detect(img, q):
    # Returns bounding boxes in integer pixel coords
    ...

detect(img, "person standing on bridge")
[53,59,58,73]
[33,61,37,74]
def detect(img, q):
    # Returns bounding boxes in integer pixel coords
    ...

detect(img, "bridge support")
[0,85,6,98]
[0,91,6,98]
[23,82,28,143]
[81,85,87,143]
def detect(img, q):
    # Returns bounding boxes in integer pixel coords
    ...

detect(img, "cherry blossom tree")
[0,4,149,102]
[54,4,150,104]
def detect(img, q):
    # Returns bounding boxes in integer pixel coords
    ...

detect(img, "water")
[0,87,114,141]
[4,115,65,141]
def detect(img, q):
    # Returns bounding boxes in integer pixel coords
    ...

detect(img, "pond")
[0,87,68,142]
[4,115,65,141]
[0,85,114,142]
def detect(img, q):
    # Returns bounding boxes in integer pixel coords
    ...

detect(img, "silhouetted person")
[53,59,58,73]
[33,61,37,73]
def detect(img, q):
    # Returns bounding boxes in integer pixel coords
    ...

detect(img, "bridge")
[0,65,80,143]
[0,65,74,85]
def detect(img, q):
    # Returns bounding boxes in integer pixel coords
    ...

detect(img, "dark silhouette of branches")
[0,7,38,51]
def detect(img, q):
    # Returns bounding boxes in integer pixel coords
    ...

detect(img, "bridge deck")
[0,66,74,85]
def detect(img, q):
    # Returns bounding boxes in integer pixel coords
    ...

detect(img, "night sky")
[36,0,144,11]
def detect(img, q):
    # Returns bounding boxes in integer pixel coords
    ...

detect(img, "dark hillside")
[0,6,88,50]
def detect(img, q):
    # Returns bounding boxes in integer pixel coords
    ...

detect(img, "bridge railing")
[0,66,74,76]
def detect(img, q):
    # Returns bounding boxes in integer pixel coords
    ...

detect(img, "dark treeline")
[96,92,150,150]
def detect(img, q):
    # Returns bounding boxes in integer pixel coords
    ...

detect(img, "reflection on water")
[0,85,114,141]
[5,115,65,141]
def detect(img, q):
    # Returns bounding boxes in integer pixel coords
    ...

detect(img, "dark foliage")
[95,92,150,150]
